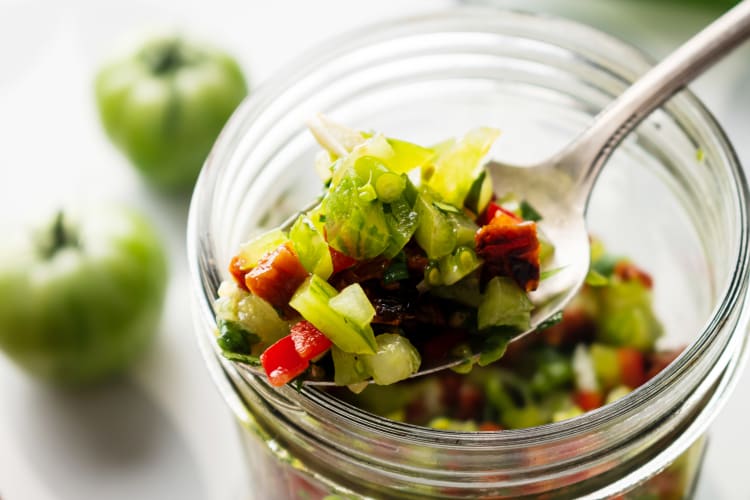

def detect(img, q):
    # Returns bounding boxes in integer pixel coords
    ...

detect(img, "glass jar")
[187,8,750,499]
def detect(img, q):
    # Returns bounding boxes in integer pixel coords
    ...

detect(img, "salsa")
[213,115,669,410]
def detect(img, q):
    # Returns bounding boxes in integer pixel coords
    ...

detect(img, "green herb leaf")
[519,200,542,222]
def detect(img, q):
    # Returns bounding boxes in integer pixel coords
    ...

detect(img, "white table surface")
[1,1,748,499]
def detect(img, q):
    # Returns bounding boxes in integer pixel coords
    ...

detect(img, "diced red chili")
[290,320,332,360]
[646,348,684,381]
[260,335,309,387]
[478,422,504,432]
[614,261,653,289]
[330,247,357,274]
[245,242,309,309]
[478,201,522,226]
[617,347,647,388]
[475,212,541,292]
[574,390,604,412]
[228,255,249,291]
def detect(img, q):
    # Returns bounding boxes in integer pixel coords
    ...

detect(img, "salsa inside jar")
[213,115,677,429]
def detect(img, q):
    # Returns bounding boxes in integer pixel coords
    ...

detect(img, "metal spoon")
[481,0,750,350]
[243,2,750,386]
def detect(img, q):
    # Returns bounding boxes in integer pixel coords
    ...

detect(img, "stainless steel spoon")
[483,0,750,352]
[245,2,750,385]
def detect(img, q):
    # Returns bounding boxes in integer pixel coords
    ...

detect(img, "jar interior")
[213,39,731,352]
[194,13,746,499]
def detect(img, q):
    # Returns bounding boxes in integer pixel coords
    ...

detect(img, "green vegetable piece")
[413,191,456,259]
[375,172,407,203]
[478,277,533,331]
[552,405,584,423]
[322,172,390,260]
[290,215,333,279]
[220,351,261,366]
[95,36,248,191]
[429,272,483,308]
[464,169,494,215]
[529,347,574,395]
[426,247,482,287]
[423,127,500,207]
[362,334,421,385]
[289,275,377,355]
[328,283,376,328]
[427,417,478,432]
[519,200,542,222]
[605,385,632,404]
[502,404,547,429]
[594,280,662,351]
[382,254,410,285]
[331,346,370,386]
[477,331,511,367]
[216,319,260,354]
[235,293,289,347]
[539,235,555,264]
[385,137,436,173]
[585,269,610,287]
[448,210,479,249]
[382,194,420,259]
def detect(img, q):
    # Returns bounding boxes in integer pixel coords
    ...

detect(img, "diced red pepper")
[329,246,357,274]
[574,390,604,412]
[613,261,653,289]
[290,320,332,360]
[646,348,684,381]
[245,242,309,309]
[478,422,504,432]
[228,255,249,291]
[475,211,541,292]
[260,335,309,387]
[479,201,522,226]
[617,347,647,388]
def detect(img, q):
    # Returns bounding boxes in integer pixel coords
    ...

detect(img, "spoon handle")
[565,0,750,205]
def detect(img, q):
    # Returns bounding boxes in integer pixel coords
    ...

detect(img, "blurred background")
[0,0,747,499]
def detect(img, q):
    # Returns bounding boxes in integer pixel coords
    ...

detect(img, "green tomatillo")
[95,36,248,191]
[0,207,168,384]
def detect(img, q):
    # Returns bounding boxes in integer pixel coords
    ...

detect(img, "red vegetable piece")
[613,261,654,289]
[290,320,332,360]
[228,255,249,291]
[260,335,310,387]
[574,390,604,412]
[646,348,684,381]
[245,242,309,309]
[479,201,521,226]
[616,347,646,388]
[330,246,357,274]
[478,422,504,432]
[475,211,541,292]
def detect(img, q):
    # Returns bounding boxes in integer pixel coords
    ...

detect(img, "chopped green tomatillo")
[290,215,333,278]
[289,275,377,355]
[478,277,533,331]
